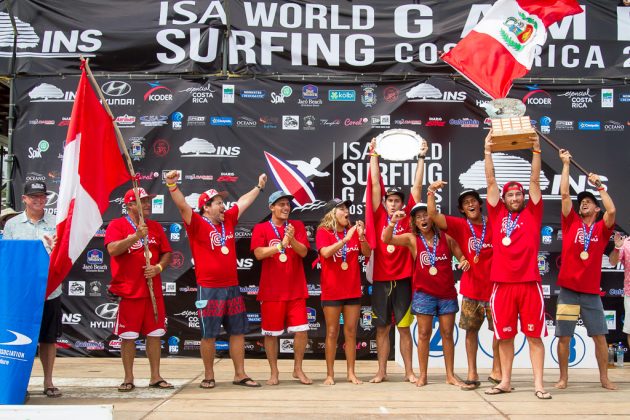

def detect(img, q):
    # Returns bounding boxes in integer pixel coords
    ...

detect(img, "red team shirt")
[316,228,363,301]
[250,220,309,301]
[557,209,613,295]
[444,215,493,301]
[413,231,457,299]
[185,205,239,288]
[487,199,543,283]
[372,196,416,281]
[105,217,172,299]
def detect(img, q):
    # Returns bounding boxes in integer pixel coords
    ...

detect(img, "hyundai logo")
[95,303,119,320]
[101,81,131,97]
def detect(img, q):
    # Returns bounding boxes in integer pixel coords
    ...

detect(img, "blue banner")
[0,240,48,404]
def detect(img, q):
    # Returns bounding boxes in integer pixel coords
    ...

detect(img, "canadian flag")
[441,0,582,99]
[47,66,131,297]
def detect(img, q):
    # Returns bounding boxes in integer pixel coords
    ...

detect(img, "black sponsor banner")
[1,1,629,77]
[12,76,630,357]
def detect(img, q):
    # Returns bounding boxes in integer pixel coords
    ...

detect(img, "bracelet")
[165,182,176,188]
[484,151,492,155]
[427,189,436,196]
[532,149,541,154]
[387,223,396,228]
[256,185,264,192]
[419,155,426,159]
[156,263,163,273]
[369,152,379,157]
[615,245,623,250]
[597,186,605,191]
[169,186,178,193]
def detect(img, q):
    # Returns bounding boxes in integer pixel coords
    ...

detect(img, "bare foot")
[415,376,427,387]
[554,379,567,389]
[347,374,363,385]
[369,374,387,383]
[266,374,280,386]
[406,373,418,383]
[292,370,313,385]
[601,379,618,390]
[323,376,335,385]
[446,376,470,388]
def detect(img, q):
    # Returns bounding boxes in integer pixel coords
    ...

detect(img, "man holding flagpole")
[366,138,427,384]
[106,187,173,392]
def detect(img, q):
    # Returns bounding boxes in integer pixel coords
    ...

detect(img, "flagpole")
[81,58,159,322]
[534,127,590,176]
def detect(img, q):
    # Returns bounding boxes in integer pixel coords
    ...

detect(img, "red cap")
[501,181,524,197]
[198,189,228,210]
[124,187,156,205]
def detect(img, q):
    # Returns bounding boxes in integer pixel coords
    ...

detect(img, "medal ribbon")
[467,217,486,260]
[386,216,399,237]
[418,231,438,268]
[269,220,288,256]
[582,222,595,253]
[125,215,146,248]
[333,228,348,264]
[504,211,521,239]
[202,216,226,248]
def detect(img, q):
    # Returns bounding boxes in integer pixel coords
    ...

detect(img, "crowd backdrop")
[1,0,628,359]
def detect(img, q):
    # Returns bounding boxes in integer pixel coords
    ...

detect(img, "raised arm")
[410,140,429,204]
[559,149,573,217]
[236,174,267,219]
[484,132,500,207]
[589,173,616,229]
[355,220,371,257]
[165,170,193,225]
[369,138,382,210]
[427,180,448,231]
[609,232,624,265]
[529,134,542,204]
[381,210,415,250]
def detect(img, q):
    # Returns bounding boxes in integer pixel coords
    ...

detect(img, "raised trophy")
[483,98,536,151]
[374,129,424,161]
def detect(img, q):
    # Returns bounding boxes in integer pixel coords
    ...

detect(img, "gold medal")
[473,255,479,264]
[341,262,349,271]
[580,251,589,260]
[221,245,229,255]
[429,266,438,276]
[502,237,511,247]
[279,253,288,262]
[387,244,395,253]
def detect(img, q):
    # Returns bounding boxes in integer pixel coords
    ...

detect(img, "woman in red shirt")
[383,202,473,389]
[316,198,371,385]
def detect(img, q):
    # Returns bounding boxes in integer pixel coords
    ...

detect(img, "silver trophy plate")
[375,129,424,161]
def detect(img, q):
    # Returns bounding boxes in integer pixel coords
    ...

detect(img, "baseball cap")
[577,191,599,208]
[385,187,405,202]
[198,189,228,210]
[323,198,352,214]
[23,180,47,196]
[268,190,294,206]
[124,187,156,205]
[458,189,482,209]
[501,181,524,197]
[409,202,428,218]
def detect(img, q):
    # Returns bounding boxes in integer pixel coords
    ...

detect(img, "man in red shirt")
[367,138,427,383]
[427,181,501,388]
[105,187,173,392]
[165,170,267,389]
[483,132,551,399]
[554,149,617,390]
[251,191,311,385]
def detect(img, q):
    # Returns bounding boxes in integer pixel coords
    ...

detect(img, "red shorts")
[115,296,166,339]
[261,299,309,336]
[490,282,547,340]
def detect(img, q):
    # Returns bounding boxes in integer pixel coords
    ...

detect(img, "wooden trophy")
[483,99,535,151]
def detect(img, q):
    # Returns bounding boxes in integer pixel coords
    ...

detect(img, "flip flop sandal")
[200,379,216,389]
[117,383,135,393]
[484,386,511,395]
[43,387,62,398]
[461,380,481,390]
[149,380,174,389]
[487,376,501,385]
[232,377,261,387]
[535,390,552,400]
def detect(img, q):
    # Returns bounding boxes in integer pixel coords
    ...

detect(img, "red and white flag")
[47,66,130,297]
[441,0,582,99]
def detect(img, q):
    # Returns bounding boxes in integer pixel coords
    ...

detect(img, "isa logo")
[541,226,553,245]
[87,249,104,264]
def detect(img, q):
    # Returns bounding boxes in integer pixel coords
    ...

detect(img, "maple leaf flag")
[441,0,583,99]
[47,66,131,297]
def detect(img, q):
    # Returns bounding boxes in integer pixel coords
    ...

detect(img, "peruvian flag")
[47,66,131,297]
[441,0,582,99]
